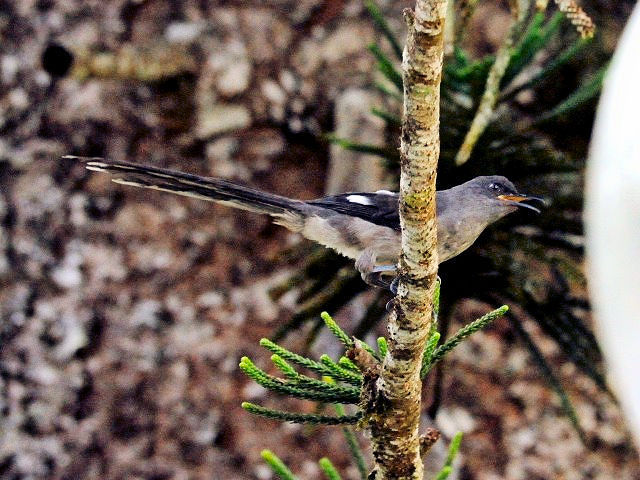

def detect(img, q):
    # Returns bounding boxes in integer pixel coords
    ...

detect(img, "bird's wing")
[307,191,401,230]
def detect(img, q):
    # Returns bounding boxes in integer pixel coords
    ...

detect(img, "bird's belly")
[302,214,400,262]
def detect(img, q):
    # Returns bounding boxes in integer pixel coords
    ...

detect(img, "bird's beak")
[498,194,546,213]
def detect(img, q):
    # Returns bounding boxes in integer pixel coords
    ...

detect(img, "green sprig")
[319,458,342,480]
[239,357,360,403]
[432,432,463,480]
[371,107,401,126]
[508,315,587,443]
[321,311,353,348]
[377,337,388,357]
[270,355,361,398]
[320,355,364,385]
[421,331,441,378]
[261,450,298,480]
[325,134,398,160]
[243,403,362,425]
[433,466,453,480]
[338,356,361,373]
[535,64,607,124]
[430,306,508,365]
[333,403,368,479]
[259,338,362,386]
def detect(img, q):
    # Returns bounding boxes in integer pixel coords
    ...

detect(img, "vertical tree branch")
[367,0,446,478]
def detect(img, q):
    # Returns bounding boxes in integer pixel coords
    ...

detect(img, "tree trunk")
[368,1,446,478]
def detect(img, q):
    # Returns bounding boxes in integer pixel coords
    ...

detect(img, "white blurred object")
[585,5,640,447]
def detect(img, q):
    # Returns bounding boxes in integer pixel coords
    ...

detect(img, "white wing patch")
[346,194,372,205]
[375,190,395,196]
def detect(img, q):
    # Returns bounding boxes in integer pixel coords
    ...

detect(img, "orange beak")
[498,194,545,213]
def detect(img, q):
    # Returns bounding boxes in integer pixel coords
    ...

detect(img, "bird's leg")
[355,249,397,290]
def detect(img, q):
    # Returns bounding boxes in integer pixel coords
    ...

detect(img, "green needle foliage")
[239,356,360,403]
[432,432,463,480]
[507,315,587,444]
[243,402,362,425]
[331,385,369,479]
[367,43,403,91]
[377,337,388,357]
[421,331,441,378]
[319,458,343,480]
[535,63,607,124]
[338,356,361,373]
[340,424,368,480]
[421,305,508,378]
[430,306,509,365]
[259,338,363,385]
[321,311,354,349]
[261,450,298,480]
[261,450,348,480]
[243,297,502,472]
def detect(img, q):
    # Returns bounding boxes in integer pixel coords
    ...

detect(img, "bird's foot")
[389,277,399,295]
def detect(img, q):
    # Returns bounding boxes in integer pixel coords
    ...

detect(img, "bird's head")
[463,175,546,221]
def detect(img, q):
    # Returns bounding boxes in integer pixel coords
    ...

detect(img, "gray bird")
[63,156,544,288]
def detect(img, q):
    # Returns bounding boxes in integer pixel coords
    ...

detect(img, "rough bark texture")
[368,1,446,478]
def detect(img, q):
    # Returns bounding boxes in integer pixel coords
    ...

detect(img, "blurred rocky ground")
[0,0,639,479]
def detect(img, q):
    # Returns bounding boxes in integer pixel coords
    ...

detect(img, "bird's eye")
[489,183,502,192]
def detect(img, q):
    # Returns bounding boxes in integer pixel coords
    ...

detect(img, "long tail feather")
[63,156,306,221]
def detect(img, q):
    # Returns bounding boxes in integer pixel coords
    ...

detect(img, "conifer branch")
[239,357,360,403]
[325,135,399,160]
[443,432,463,469]
[432,432,463,480]
[338,356,361,373]
[270,355,361,398]
[368,44,404,90]
[243,403,362,425]
[429,306,508,366]
[342,426,368,479]
[433,466,453,480]
[320,355,365,385]
[534,64,606,124]
[507,315,587,443]
[371,107,402,126]
[375,81,404,101]
[321,311,354,349]
[259,338,363,386]
[377,337,388,358]
[501,35,591,101]
[333,390,369,479]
